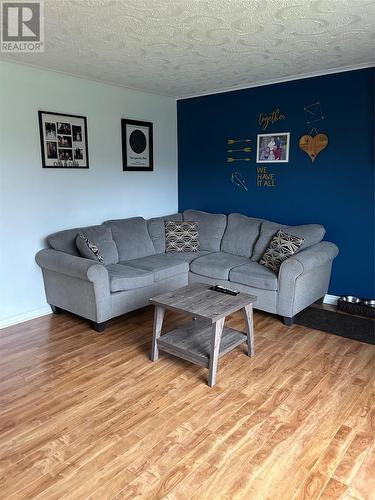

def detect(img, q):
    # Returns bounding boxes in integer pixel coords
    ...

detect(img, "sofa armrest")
[277,241,339,318]
[35,248,109,283]
[279,241,339,278]
[35,248,111,323]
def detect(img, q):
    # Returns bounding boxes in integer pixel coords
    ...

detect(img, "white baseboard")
[0,294,340,329]
[0,306,52,329]
[323,294,340,305]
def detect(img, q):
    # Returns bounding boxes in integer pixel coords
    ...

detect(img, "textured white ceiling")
[1,0,374,97]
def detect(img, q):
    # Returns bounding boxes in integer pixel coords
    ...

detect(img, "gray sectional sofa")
[35,209,339,332]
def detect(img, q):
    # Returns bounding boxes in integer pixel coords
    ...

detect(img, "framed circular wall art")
[121,118,153,172]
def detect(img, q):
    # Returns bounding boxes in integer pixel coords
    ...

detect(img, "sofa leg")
[283,316,295,326]
[51,305,62,314]
[92,321,107,333]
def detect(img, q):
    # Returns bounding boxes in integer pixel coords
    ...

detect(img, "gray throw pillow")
[165,221,199,252]
[260,230,304,273]
[76,233,104,263]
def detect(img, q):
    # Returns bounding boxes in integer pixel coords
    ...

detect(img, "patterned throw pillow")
[165,221,199,252]
[76,232,104,263]
[259,230,304,273]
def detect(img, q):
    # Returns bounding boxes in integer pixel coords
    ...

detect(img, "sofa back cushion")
[251,220,326,261]
[48,227,83,256]
[76,227,119,265]
[286,224,326,250]
[147,212,182,253]
[48,224,118,264]
[104,217,156,261]
[221,213,262,258]
[76,233,104,263]
[251,221,285,261]
[183,209,227,252]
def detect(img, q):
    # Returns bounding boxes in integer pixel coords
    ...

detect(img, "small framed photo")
[256,132,290,163]
[122,118,153,171]
[38,111,89,168]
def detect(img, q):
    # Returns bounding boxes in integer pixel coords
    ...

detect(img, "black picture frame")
[38,110,89,168]
[122,118,153,172]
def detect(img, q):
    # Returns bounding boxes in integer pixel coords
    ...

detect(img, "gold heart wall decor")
[299,133,328,162]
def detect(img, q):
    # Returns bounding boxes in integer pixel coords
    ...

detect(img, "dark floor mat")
[295,305,375,345]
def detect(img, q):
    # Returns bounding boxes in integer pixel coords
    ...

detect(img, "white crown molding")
[323,294,340,306]
[0,306,52,329]
[0,59,172,99]
[177,62,374,100]
[1,59,373,100]
[1,1,373,98]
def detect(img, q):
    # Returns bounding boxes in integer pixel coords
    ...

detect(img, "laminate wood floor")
[1,307,374,499]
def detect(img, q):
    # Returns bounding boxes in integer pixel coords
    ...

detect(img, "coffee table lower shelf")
[157,320,247,368]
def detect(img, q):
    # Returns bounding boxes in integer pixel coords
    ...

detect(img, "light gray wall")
[0,61,178,327]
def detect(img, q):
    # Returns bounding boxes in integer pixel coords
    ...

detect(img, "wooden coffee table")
[150,283,256,387]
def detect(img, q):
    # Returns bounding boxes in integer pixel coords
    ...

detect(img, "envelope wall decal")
[303,102,324,124]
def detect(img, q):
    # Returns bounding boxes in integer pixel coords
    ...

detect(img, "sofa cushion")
[106,264,154,292]
[165,221,199,252]
[285,224,326,251]
[78,228,118,265]
[104,217,155,261]
[76,233,104,263]
[251,221,285,261]
[260,230,304,273]
[221,213,262,257]
[190,252,249,280]
[48,227,82,255]
[147,213,182,253]
[163,250,211,263]
[183,209,227,252]
[229,262,278,291]
[251,221,325,261]
[48,224,118,264]
[122,253,189,282]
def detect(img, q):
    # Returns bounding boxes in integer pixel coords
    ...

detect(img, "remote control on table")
[210,285,239,296]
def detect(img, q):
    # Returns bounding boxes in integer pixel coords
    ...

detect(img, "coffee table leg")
[208,317,225,387]
[151,306,165,361]
[243,304,255,356]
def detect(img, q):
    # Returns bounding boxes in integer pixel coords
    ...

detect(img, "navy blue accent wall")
[178,69,374,298]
